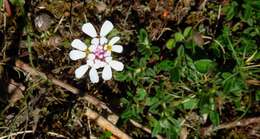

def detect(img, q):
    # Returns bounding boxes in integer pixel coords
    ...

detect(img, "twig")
[15,59,111,112]
[201,117,260,136]
[85,108,132,139]
[0,130,34,139]
[47,131,68,139]
[130,119,164,139]
[54,15,65,33]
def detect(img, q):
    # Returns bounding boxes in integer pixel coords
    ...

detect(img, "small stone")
[34,13,55,32]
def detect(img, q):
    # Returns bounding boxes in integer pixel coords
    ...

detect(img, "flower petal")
[88,44,97,52]
[87,53,95,60]
[108,36,120,46]
[71,39,87,51]
[109,60,124,71]
[82,23,97,38]
[100,20,113,37]
[91,38,99,45]
[100,37,108,45]
[105,56,112,62]
[102,65,112,80]
[69,50,86,60]
[94,59,106,69]
[75,64,89,79]
[104,51,111,57]
[87,59,94,66]
[112,45,123,53]
[89,68,99,83]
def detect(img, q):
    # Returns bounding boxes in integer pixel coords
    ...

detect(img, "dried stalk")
[201,117,260,136]
[15,59,111,112]
[130,119,164,139]
[85,108,132,139]
[0,130,34,139]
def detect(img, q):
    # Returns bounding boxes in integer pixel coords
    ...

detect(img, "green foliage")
[223,0,260,26]
[99,131,112,139]
[194,59,216,73]
[166,26,193,49]
[9,0,25,6]
[117,12,258,136]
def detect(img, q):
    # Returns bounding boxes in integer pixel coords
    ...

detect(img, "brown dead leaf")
[8,79,25,104]
[180,127,188,139]
[96,2,107,13]
[193,32,204,47]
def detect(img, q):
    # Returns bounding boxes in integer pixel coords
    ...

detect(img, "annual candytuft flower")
[69,20,124,83]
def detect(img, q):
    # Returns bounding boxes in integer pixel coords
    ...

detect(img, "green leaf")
[145,97,159,106]
[194,59,216,73]
[174,32,184,42]
[256,90,260,101]
[242,4,253,26]
[152,120,161,137]
[114,72,128,81]
[224,1,238,20]
[135,88,147,101]
[177,45,185,57]
[139,28,149,45]
[9,0,25,6]
[183,26,192,38]
[166,38,176,49]
[170,68,180,82]
[157,60,175,72]
[183,98,198,110]
[146,68,156,77]
[209,111,220,126]
[100,131,112,139]
[160,119,171,128]
[0,0,3,8]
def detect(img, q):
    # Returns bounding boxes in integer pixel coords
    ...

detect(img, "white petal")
[100,20,113,37]
[109,60,124,71]
[91,38,99,45]
[104,51,111,57]
[82,23,97,38]
[94,60,106,69]
[112,45,123,53]
[89,45,97,52]
[75,65,89,78]
[71,39,87,51]
[89,68,99,83]
[87,59,94,66]
[105,57,112,62]
[108,36,120,46]
[100,37,108,45]
[69,50,86,60]
[102,65,112,80]
[87,54,95,60]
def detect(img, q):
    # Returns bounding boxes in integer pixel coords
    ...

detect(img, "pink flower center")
[94,45,106,60]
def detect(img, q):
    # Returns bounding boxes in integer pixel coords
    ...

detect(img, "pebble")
[34,13,55,32]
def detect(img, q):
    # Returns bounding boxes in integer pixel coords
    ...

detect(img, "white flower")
[102,57,124,81]
[69,20,124,83]
[82,20,114,45]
